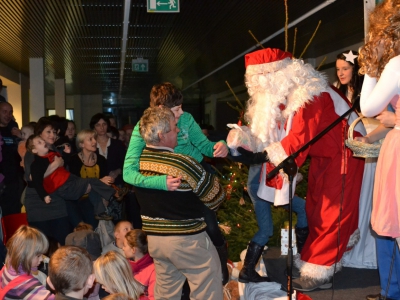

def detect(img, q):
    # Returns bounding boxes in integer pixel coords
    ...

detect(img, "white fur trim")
[246,57,292,76]
[245,59,328,145]
[346,228,360,250]
[264,142,288,166]
[294,254,342,280]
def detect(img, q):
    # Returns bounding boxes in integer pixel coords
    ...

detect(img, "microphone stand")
[267,103,357,300]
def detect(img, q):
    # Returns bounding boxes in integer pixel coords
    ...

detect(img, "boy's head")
[114,221,133,244]
[65,230,102,261]
[21,124,34,141]
[26,135,49,156]
[149,82,183,108]
[49,246,95,296]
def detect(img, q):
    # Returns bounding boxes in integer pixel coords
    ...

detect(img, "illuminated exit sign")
[147,0,180,13]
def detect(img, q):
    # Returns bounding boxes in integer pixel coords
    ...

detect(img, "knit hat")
[65,230,102,260]
[245,48,292,75]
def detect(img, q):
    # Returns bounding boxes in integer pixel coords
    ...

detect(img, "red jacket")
[129,254,156,300]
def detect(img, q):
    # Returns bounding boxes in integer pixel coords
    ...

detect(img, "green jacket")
[123,112,226,190]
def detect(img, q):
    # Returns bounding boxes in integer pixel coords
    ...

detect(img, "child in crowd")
[0,225,54,299]
[123,229,155,300]
[18,124,34,168]
[48,246,95,300]
[65,223,102,300]
[118,129,126,145]
[27,135,118,220]
[39,236,60,276]
[102,220,133,255]
[94,251,142,299]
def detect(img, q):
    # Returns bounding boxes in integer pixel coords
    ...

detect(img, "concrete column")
[29,58,45,121]
[20,74,30,125]
[55,78,66,117]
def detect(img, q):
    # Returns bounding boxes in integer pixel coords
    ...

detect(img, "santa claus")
[237,48,365,291]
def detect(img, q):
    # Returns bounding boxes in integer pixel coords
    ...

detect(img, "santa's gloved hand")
[237,147,269,165]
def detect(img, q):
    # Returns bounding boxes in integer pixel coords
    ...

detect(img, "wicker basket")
[345,116,383,158]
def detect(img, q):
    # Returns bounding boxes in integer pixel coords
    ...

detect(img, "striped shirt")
[1,266,54,300]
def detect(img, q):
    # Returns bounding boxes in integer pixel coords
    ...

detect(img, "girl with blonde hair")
[94,251,142,299]
[0,225,54,299]
[359,1,400,299]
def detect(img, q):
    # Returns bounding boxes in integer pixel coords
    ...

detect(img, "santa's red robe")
[264,88,365,278]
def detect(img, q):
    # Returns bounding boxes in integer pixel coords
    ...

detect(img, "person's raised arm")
[123,122,169,190]
[361,56,400,117]
[181,113,228,158]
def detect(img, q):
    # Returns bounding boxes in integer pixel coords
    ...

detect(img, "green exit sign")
[132,59,148,72]
[147,0,179,13]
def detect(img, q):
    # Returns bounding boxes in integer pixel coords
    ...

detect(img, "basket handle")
[348,116,364,141]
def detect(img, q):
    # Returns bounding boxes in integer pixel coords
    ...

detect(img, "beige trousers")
[148,231,223,300]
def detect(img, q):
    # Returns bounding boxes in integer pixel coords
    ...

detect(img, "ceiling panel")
[0,0,364,107]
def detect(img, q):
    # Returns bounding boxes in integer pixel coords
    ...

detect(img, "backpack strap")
[0,267,34,298]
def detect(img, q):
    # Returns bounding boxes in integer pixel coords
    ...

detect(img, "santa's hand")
[237,147,269,164]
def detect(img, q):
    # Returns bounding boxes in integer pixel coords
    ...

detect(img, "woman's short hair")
[139,106,174,145]
[125,229,148,255]
[6,225,49,275]
[35,117,54,136]
[76,129,97,150]
[94,251,142,298]
[149,82,183,108]
[90,113,110,130]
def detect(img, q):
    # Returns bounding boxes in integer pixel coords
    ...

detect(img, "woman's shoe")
[113,184,129,201]
[95,212,113,220]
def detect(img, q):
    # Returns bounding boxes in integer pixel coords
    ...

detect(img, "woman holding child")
[24,117,71,245]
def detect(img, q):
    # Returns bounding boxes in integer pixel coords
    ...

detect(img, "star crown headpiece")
[343,50,358,64]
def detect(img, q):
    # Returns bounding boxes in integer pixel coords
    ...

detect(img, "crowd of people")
[0,0,399,299]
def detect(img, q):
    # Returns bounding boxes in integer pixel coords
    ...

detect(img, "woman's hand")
[166,175,181,191]
[213,142,228,158]
[63,144,71,154]
[376,111,396,128]
[354,136,371,144]
[44,195,51,204]
[100,176,114,185]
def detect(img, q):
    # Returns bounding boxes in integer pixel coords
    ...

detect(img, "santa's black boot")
[295,226,309,254]
[238,241,270,283]
[215,239,230,285]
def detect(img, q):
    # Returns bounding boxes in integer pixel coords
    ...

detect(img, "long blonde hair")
[94,251,142,299]
[359,0,400,77]
[5,225,49,275]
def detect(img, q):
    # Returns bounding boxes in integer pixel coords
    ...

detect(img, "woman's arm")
[123,122,168,190]
[355,123,392,143]
[361,56,400,117]
[178,113,228,158]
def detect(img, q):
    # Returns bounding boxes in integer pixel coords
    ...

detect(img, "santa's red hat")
[245,48,292,75]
